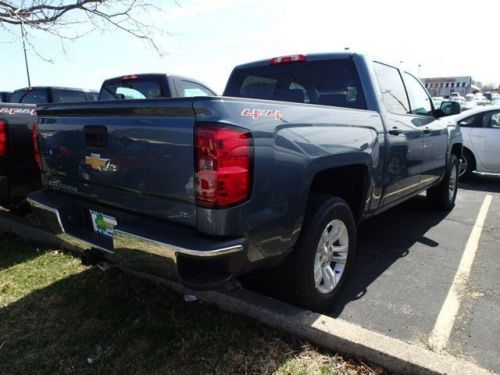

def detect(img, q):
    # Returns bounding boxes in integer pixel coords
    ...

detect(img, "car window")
[52,89,87,103]
[373,62,410,115]
[99,79,163,100]
[458,114,482,127]
[403,73,433,116]
[20,89,49,104]
[225,58,366,109]
[179,80,214,97]
[483,111,500,129]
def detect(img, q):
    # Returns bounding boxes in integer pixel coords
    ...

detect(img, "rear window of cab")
[224,59,366,110]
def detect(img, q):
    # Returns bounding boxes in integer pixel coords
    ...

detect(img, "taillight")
[195,123,252,208]
[32,123,41,169]
[0,121,7,157]
[122,74,139,80]
[271,54,306,64]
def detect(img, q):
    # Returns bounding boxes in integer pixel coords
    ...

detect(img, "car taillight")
[32,123,41,169]
[0,121,7,157]
[122,74,139,80]
[195,123,252,208]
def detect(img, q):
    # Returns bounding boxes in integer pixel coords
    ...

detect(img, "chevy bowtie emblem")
[85,153,110,171]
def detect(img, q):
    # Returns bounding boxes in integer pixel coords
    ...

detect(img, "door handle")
[423,127,431,135]
[388,127,403,136]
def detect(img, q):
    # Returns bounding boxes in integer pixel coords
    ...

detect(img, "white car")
[450,105,500,177]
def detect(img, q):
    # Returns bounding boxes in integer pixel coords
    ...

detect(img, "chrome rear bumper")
[27,191,246,288]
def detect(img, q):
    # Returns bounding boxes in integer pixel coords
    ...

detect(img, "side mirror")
[440,100,461,116]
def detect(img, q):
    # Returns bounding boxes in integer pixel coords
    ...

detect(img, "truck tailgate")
[37,100,198,226]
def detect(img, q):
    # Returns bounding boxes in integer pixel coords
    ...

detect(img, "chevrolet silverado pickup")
[98,73,216,100]
[0,104,39,206]
[28,53,462,312]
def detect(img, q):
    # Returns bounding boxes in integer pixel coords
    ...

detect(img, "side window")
[403,73,433,116]
[21,89,49,104]
[373,62,410,115]
[483,111,500,128]
[52,89,87,103]
[180,80,213,97]
[458,114,482,128]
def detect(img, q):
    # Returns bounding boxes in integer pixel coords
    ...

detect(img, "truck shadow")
[459,173,500,194]
[0,234,43,270]
[0,265,320,374]
[329,195,449,317]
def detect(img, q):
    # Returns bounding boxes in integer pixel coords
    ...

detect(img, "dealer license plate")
[90,210,117,237]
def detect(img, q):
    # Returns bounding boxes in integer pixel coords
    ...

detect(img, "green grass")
[0,234,383,375]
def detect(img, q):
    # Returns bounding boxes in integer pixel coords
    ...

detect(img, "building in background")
[422,76,482,97]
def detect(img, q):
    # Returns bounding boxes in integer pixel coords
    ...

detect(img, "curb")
[0,212,492,375]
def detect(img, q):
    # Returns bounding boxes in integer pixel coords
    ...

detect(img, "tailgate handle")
[84,125,108,148]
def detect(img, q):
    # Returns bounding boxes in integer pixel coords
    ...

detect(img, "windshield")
[99,78,165,100]
[224,58,366,110]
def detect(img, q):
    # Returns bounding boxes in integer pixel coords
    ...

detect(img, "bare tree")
[0,0,173,56]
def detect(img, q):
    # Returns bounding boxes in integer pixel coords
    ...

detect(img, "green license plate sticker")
[90,210,117,237]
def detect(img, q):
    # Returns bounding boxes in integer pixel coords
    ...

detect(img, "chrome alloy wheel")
[459,155,468,177]
[449,162,459,201]
[313,219,349,294]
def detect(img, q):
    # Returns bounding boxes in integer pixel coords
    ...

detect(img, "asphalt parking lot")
[326,174,500,373]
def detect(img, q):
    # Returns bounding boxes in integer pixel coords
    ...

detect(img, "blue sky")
[1,0,500,93]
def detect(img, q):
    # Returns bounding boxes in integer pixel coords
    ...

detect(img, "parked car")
[451,105,500,177]
[0,92,11,103]
[28,52,462,312]
[98,73,216,100]
[0,103,39,206]
[10,86,97,105]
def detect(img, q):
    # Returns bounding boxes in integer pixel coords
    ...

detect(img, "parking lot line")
[428,194,493,352]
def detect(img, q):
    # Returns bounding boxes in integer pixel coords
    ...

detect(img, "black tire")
[427,154,459,211]
[459,148,475,179]
[283,195,356,313]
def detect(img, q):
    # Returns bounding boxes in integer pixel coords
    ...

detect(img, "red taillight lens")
[195,124,252,208]
[271,54,306,64]
[0,121,7,157]
[122,74,139,80]
[32,123,41,169]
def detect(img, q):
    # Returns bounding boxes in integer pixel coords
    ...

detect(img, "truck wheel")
[427,154,459,210]
[287,195,356,313]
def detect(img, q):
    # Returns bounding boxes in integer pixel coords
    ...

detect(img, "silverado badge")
[85,153,110,171]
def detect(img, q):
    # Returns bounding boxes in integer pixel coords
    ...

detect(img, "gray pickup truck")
[29,53,462,312]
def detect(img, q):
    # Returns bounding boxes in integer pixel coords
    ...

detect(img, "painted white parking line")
[428,194,493,352]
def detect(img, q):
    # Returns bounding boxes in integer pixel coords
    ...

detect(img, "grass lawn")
[0,233,384,375]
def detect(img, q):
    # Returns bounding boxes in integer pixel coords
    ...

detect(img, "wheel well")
[451,143,463,159]
[308,165,368,221]
[462,146,476,166]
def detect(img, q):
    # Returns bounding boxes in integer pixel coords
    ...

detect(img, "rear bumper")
[27,190,247,289]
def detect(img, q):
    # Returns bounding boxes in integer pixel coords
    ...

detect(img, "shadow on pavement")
[459,173,500,194]
[330,195,450,317]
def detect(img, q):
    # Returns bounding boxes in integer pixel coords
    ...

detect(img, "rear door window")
[99,79,164,100]
[224,59,366,109]
[373,62,410,115]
